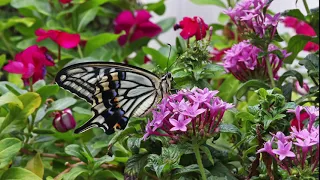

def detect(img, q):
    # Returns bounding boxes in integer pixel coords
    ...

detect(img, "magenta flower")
[53,109,76,133]
[294,137,317,152]
[294,81,310,95]
[272,141,295,161]
[169,114,192,132]
[257,139,274,155]
[3,45,54,84]
[143,88,233,142]
[35,28,80,49]
[288,105,319,131]
[174,16,209,40]
[114,10,162,46]
[264,13,281,27]
[222,41,289,82]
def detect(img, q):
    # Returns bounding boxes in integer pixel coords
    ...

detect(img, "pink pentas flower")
[174,16,209,40]
[114,10,162,46]
[53,108,76,133]
[294,137,317,152]
[222,41,289,82]
[143,87,233,142]
[3,45,54,84]
[35,28,80,49]
[257,139,274,155]
[272,141,295,161]
[169,114,192,132]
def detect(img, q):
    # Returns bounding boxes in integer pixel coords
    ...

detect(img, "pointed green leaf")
[25,153,44,178]
[46,97,77,113]
[157,17,176,33]
[63,165,88,180]
[0,92,23,109]
[1,167,42,180]
[84,33,123,56]
[77,8,98,32]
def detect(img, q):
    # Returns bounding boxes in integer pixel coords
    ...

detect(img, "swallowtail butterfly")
[55,62,173,134]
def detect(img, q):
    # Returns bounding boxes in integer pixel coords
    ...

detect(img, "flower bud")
[294,81,309,95]
[53,108,76,132]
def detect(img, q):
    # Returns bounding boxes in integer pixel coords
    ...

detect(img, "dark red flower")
[290,111,309,131]
[211,47,230,62]
[60,0,72,4]
[114,10,162,46]
[283,17,319,52]
[35,28,80,49]
[144,56,151,63]
[3,45,54,84]
[53,109,76,133]
[174,16,209,40]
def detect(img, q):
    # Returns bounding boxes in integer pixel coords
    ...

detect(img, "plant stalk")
[302,0,311,15]
[265,58,275,88]
[77,44,84,58]
[192,139,207,180]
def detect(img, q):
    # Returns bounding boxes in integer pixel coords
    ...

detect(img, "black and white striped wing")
[55,62,162,134]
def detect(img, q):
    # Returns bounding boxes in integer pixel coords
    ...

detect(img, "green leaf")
[218,75,240,102]
[77,8,98,32]
[299,54,319,76]
[93,155,114,169]
[209,162,237,180]
[46,97,77,113]
[94,170,124,180]
[281,9,306,21]
[189,0,226,8]
[0,167,42,180]
[84,33,122,56]
[277,70,303,87]
[157,17,176,33]
[200,146,214,166]
[0,138,22,169]
[0,92,23,109]
[125,153,148,176]
[108,127,137,146]
[218,13,230,24]
[0,0,10,6]
[236,112,256,122]
[25,153,44,178]
[219,124,241,135]
[236,80,270,99]
[285,35,313,63]
[0,17,35,31]
[36,84,59,105]
[127,137,142,154]
[63,165,88,180]
[65,144,88,163]
[146,0,165,15]
[18,92,41,117]
[142,47,168,69]
[10,0,51,16]
[0,54,5,69]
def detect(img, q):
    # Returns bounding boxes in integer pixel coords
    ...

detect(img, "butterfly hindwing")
[55,62,162,134]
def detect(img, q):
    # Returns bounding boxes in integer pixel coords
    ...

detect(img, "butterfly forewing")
[55,62,162,134]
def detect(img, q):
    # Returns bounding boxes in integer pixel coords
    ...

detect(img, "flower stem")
[265,58,275,88]
[192,138,207,180]
[302,0,311,15]
[155,38,165,47]
[58,45,61,62]
[77,44,83,58]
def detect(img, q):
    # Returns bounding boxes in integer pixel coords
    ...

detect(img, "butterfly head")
[161,72,173,94]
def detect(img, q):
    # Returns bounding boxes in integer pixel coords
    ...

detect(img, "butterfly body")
[55,62,172,134]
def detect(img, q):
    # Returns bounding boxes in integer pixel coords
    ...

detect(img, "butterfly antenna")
[166,43,172,73]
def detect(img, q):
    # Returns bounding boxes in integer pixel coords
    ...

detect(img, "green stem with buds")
[192,138,207,180]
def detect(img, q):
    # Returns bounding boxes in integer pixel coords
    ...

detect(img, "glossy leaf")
[77,8,98,32]
[84,33,122,56]
[46,97,77,113]
[142,47,168,69]
[0,138,22,169]
[236,80,270,100]
[0,92,23,109]
[285,35,313,63]
[277,70,303,87]
[157,17,176,33]
[65,144,88,163]
[63,165,88,180]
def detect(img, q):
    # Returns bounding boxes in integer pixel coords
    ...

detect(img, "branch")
[54,162,84,180]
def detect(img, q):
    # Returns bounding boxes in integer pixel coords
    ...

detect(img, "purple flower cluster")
[257,106,319,173]
[222,40,290,82]
[224,0,281,38]
[143,88,233,142]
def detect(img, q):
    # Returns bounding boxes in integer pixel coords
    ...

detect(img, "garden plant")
[0,0,319,179]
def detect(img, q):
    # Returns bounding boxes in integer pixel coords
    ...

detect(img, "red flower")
[144,56,151,63]
[35,28,80,49]
[290,111,309,131]
[114,10,162,46]
[283,17,319,52]
[3,45,54,84]
[174,16,209,40]
[60,0,72,4]
[53,109,76,133]
[211,47,230,62]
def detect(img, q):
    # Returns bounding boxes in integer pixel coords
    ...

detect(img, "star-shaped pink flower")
[169,114,192,132]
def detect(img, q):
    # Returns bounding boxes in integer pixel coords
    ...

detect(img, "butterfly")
[55,62,173,134]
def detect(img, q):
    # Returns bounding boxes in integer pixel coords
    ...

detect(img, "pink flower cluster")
[222,40,290,81]
[143,88,233,141]
[283,17,319,52]
[258,106,319,173]
[224,0,280,38]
